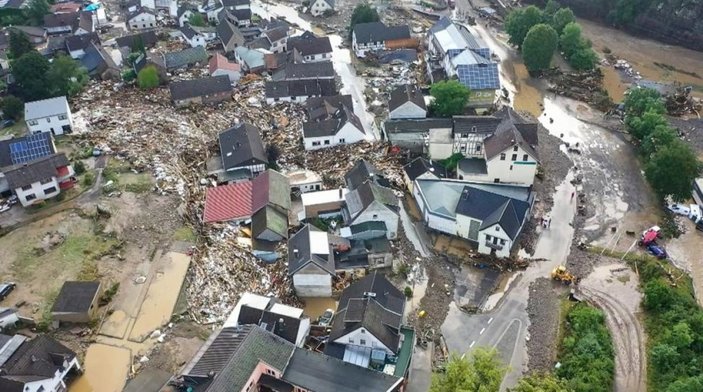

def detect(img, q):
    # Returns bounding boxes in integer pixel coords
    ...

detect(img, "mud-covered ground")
[526,278,564,372]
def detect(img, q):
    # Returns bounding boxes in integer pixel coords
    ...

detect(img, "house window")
[460,146,466,152]
[372,214,378,219]
[348,337,354,343]
[58,114,67,120]
[324,140,330,145]
[471,126,476,132]
[339,138,345,143]
[25,193,36,201]
[523,154,529,161]
[461,133,468,138]
[312,141,321,146]
[485,235,491,241]
[509,165,513,171]
[44,186,57,194]
[513,146,518,151]
[21,184,32,191]
[499,153,506,160]
[511,154,517,161]
[46,118,51,123]
[500,239,506,245]
[360,339,367,345]
[494,178,500,183]
[265,369,276,376]
[361,329,365,334]
[28,120,38,126]
[476,144,481,152]
[495,226,499,231]
[291,96,297,101]
[40,178,53,185]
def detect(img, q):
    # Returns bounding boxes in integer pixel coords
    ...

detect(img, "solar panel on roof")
[9,134,53,164]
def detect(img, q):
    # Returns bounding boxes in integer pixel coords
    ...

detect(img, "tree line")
[505,1,597,73]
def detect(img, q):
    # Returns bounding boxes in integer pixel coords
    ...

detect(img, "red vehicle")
[640,230,658,246]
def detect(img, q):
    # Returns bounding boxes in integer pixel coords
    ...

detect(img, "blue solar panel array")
[9,133,53,165]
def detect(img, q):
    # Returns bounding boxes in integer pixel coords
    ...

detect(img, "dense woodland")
[524,0,703,51]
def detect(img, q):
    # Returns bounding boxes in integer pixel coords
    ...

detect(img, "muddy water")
[301,297,338,319]
[666,219,703,307]
[129,252,191,342]
[601,66,626,103]
[69,344,131,392]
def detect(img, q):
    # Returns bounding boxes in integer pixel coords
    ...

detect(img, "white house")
[287,170,323,194]
[153,0,178,16]
[127,7,157,30]
[200,0,223,22]
[309,0,333,16]
[180,24,206,47]
[287,224,336,297]
[0,334,82,392]
[300,188,348,220]
[402,157,447,192]
[344,181,399,239]
[24,96,73,135]
[303,106,365,150]
[264,79,337,105]
[351,22,411,58]
[4,154,75,207]
[287,32,333,62]
[177,7,195,27]
[388,84,426,120]
[413,179,533,258]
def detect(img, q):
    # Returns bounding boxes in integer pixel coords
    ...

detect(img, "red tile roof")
[209,53,241,75]
[203,181,253,223]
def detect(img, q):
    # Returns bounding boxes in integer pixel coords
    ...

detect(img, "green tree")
[505,5,543,48]
[542,0,561,20]
[626,109,668,141]
[569,48,597,71]
[26,0,50,25]
[643,279,675,311]
[551,8,576,34]
[430,348,507,392]
[651,343,679,372]
[8,29,33,59]
[645,140,700,201]
[624,87,665,118]
[640,124,676,157]
[0,95,24,120]
[522,24,558,73]
[11,50,50,100]
[511,373,570,392]
[667,376,703,392]
[188,13,206,27]
[429,80,470,117]
[350,3,379,33]
[131,35,146,54]
[137,65,159,89]
[666,322,694,350]
[559,22,584,58]
[47,55,89,97]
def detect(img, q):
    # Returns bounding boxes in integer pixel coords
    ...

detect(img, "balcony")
[484,241,503,251]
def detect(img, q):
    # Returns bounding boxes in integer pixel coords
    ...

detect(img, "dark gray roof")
[283,347,401,392]
[181,325,294,392]
[454,185,530,239]
[388,84,426,113]
[177,6,194,18]
[383,118,453,133]
[180,24,200,39]
[344,160,391,190]
[452,115,503,135]
[353,22,410,44]
[251,205,288,240]
[164,46,208,69]
[169,75,231,101]
[80,42,118,76]
[287,31,332,56]
[43,12,78,29]
[231,8,252,21]
[1,335,76,378]
[265,79,337,99]
[483,118,539,161]
[329,272,405,353]
[264,26,287,42]
[305,94,353,121]
[115,31,158,49]
[218,122,267,170]
[51,281,100,314]
[0,133,55,168]
[217,19,244,48]
[222,0,250,7]
[127,6,156,21]
[348,221,387,234]
[237,305,301,345]
[302,105,363,138]
[457,158,487,175]
[272,61,334,81]
[403,157,447,181]
[65,32,100,52]
[247,36,270,50]
[287,224,335,276]
[78,11,93,32]
[3,153,69,189]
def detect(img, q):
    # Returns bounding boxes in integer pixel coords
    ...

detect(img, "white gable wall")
[304,122,365,151]
[478,223,512,258]
[389,101,426,120]
[486,145,537,186]
[351,201,398,239]
[310,0,331,16]
[335,326,394,354]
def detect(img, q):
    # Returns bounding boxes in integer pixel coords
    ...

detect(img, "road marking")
[480,327,486,335]
[469,340,475,348]
[488,317,493,325]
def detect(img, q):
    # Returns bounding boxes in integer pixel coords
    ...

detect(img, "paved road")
[442,174,577,388]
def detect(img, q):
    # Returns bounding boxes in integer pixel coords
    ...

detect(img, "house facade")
[287,31,333,62]
[388,84,426,120]
[127,8,156,30]
[180,24,205,47]
[344,181,399,239]
[24,96,73,135]
[309,0,333,16]
[303,105,365,150]
[288,224,335,297]
[351,22,412,58]
[169,75,232,107]
[265,78,337,104]
[4,154,74,207]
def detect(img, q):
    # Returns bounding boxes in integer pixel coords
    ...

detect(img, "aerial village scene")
[0,0,702,390]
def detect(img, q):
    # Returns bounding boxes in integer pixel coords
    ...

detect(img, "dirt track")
[580,265,647,392]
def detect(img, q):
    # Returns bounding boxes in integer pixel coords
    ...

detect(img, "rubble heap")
[664,86,702,117]
[545,68,614,112]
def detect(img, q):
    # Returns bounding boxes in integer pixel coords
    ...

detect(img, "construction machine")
[551,265,579,285]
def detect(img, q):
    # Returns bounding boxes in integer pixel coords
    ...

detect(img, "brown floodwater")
[511,62,545,118]
[69,344,131,392]
[601,66,627,103]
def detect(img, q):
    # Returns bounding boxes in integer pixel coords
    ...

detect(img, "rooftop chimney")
[339,187,343,199]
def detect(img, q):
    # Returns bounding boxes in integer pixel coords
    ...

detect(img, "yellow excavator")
[551,265,580,285]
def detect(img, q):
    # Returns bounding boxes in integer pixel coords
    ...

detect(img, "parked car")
[647,243,667,259]
[318,309,334,327]
[0,119,14,129]
[667,203,691,216]
[0,283,16,300]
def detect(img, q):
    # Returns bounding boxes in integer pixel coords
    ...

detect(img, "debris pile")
[664,86,702,117]
[545,68,614,112]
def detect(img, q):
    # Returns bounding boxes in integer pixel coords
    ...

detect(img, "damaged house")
[265,78,337,104]
[287,31,332,62]
[208,122,267,183]
[169,75,232,107]
[303,105,365,151]
[351,21,413,58]
[288,224,335,297]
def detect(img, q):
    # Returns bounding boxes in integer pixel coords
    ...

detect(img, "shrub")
[137,65,159,89]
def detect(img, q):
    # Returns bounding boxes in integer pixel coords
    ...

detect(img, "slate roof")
[43,12,79,29]
[181,325,294,392]
[454,185,530,239]
[483,118,539,161]
[51,281,100,313]
[353,22,410,44]
[302,105,363,138]
[329,272,404,353]
[65,32,100,52]
[344,159,391,190]
[264,25,287,42]
[24,96,69,120]
[452,115,503,135]
[115,31,158,49]
[221,0,250,7]
[169,75,231,101]
[251,169,291,212]
[272,61,335,81]
[80,42,118,76]
[283,347,402,392]
[3,153,69,189]
[163,46,208,69]
[78,11,93,32]
[388,84,426,113]
[218,122,267,170]
[0,132,55,168]
[1,335,76,379]
[346,181,398,219]
[265,79,337,99]
[247,36,270,50]
[403,157,447,181]
[127,6,156,21]
[383,118,453,133]
[177,5,194,18]
[458,158,487,175]
[305,94,353,121]
[251,205,288,239]
[255,307,301,345]
[287,31,332,56]
[180,24,201,39]
[217,19,244,48]
[287,224,335,276]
